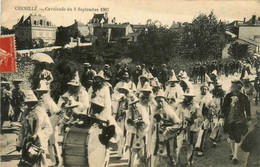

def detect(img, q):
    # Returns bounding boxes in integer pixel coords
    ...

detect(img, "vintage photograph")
[1,0,260,166]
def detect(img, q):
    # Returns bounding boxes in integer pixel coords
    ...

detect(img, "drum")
[63,124,107,167]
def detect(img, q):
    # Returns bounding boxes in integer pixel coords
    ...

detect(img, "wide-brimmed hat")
[67,71,80,86]
[65,97,79,108]
[36,80,49,92]
[95,71,110,81]
[140,82,153,92]
[155,89,166,99]
[12,79,24,83]
[24,90,38,103]
[1,80,9,85]
[129,94,139,105]
[205,74,213,83]
[91,96,105,108]
[84,63,91,68]
[118,82,130,93]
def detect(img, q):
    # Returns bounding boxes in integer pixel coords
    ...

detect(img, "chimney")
[252,15,256,24]
[243,18,246,23]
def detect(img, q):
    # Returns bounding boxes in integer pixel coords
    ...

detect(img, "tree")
[181,11,227,60]
[131,20,181,65]
[1,26,14,35]
[228,41,249,60]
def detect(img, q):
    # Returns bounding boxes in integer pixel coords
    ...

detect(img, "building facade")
[14,14,56,45]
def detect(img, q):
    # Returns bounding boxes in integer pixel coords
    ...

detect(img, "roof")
[237,38,260,46]
[15,14,56,27]
[92,13,108,23]
[103,24,130,28]
[69,20,87,27]
[245,17,260,25]
[130,24,146,29]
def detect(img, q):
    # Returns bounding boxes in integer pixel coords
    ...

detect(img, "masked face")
[14,83,21,89]
[170,82,176,87]
[93,77,103,87]
[68,85,80,94]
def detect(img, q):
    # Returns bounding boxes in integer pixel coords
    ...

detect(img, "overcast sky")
[1,0,260,28]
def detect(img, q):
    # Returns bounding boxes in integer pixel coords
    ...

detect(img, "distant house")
[169,21,182,31]
[67,20,89,36]
[14,14,56,45]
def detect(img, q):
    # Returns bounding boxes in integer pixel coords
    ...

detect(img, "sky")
[1,0,260,28]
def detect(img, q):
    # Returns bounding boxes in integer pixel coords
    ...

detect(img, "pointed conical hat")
[95,71,110,81]
[24,90,38,103]
[155,89,166,99]
[67,71,80,86]
[151,77,161,87]
[181,71,188,79]
[140,82,152,92]
[242,71,250,80]
[65,96,80,108]
[211,70,218,76]
[205,74,213,83]
[36,80,49,92]
[168,70,179,82]
[183,88,196,97]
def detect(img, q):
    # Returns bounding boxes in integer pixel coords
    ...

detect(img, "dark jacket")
[222,92,250,132]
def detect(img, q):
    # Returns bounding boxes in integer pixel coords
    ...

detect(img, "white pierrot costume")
[18,90,53,167]
[58,71,89,114]
[147,90,181,167]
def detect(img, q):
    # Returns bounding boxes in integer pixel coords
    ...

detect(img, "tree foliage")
[228,41,249,60]
[181,11,227,60]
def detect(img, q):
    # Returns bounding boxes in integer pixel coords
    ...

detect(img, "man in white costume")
[17,90,53,167]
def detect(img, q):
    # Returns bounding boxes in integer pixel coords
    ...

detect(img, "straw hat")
[129,94,139,105]
[104,64,110,68]
[67,71,80,86]
[140,82,153,92]
[1,80,9,84]
[205,74,213,83]
[36,80,49,92]
[65,97,79,108]
[84,63,91,68]
[155,89,166,99]
[24,90,38,103]
[12,79,24,83]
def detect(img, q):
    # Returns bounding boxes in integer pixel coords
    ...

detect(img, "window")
[46,21,49,26]
[40,20,43,25]
[34,21,37,25]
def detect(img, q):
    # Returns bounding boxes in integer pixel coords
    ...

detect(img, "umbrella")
[31,53,54,64]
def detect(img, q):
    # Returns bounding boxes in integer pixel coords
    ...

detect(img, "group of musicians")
[1,60,255,167]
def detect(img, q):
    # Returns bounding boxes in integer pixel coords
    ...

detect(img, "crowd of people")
[1,58,260,167]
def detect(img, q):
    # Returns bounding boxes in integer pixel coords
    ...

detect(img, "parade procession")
[1,55,260,167]
[1,1,260,167]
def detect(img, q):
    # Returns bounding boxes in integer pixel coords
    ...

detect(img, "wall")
[239,26,260,41]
